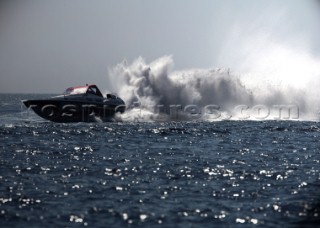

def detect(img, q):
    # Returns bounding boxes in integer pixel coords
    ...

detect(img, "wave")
[108,56,319,122]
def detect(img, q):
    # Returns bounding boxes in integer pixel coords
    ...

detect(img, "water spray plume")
[108,54,318,121]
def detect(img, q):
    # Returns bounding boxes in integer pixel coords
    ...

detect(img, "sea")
[1,93,320,227]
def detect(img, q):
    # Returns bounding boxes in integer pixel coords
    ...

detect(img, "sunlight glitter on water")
[1,119,320,227]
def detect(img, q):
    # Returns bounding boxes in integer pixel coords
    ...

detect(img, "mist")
[104,1,320,121]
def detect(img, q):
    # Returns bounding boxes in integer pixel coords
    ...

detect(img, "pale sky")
[0,0,320,93]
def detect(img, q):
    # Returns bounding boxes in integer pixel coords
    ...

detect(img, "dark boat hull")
[23,99,125,122]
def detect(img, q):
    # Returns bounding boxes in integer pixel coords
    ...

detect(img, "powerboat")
[22,84,125,122]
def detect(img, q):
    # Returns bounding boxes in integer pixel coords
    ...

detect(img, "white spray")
[108,55,319,121]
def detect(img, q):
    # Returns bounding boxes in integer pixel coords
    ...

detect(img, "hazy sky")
[0,0,320,93]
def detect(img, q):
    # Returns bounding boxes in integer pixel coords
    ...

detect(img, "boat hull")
[23,99,125,122]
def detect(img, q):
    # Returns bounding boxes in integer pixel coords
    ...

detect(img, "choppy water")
[0,94,320,227]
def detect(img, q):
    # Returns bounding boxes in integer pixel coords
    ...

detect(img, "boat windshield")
[64,87,87,95]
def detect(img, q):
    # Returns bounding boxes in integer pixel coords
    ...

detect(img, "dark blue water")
[1,94,320,227]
